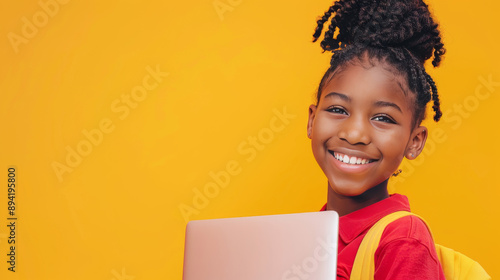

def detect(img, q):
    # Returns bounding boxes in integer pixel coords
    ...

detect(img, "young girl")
[306,0,446,278]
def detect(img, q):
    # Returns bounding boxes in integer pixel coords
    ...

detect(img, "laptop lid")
[183,211,339,280]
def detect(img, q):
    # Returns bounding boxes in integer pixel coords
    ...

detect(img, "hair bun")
[313,0,445,67]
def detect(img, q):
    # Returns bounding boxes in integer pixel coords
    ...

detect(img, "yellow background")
[0,0,498,279]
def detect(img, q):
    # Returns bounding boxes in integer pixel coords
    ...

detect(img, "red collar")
[320,193,411,244]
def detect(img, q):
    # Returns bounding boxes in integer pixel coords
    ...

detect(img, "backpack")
[350,211,491,280]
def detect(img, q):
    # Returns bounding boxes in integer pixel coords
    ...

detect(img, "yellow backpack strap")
[350,211,492,280]
[350,211,412,280]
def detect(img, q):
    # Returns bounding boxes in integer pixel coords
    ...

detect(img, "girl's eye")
[372,115,397,124]
[326,107,348,115]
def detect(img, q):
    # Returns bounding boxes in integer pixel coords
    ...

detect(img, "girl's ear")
[307,104,317,139]
[405,126,428,160]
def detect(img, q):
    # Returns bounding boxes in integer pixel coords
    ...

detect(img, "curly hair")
[312,0,445,125]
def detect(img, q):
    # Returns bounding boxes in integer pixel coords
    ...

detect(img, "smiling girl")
[307,0,446,278]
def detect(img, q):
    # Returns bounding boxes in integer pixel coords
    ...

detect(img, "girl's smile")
[331,150,377,165]
[329,149,378,173]
[307,55,428,204]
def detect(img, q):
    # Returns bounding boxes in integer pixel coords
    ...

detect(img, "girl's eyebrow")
[324,92,350,102]
[374,100,402,113]
[324,91,402,113]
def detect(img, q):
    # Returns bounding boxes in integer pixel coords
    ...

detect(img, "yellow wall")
[0,0,498,279]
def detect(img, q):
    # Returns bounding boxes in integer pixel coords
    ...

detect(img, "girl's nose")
[337,116,371,145]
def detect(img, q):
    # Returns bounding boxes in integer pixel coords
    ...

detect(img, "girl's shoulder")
[375,214,439,262]
[372,214,445,279]
[379,214,434,244]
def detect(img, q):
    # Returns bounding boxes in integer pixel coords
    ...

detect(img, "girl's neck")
[326,180,390,217]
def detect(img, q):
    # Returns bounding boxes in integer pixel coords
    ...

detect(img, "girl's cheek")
[375,129,406,147]
[313,119,330,137]
[318,113,340,129]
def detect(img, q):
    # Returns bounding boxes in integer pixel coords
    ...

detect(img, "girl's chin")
[328,178,389,198]
[328,183,371,197]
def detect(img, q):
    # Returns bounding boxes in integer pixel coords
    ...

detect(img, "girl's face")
[307,59,427,197]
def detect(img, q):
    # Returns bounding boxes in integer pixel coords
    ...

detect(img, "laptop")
[182,211,339,280]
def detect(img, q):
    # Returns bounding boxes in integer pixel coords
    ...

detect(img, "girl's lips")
[328,150,377,173]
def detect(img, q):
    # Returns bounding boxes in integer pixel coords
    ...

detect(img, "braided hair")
[312,0,445,126]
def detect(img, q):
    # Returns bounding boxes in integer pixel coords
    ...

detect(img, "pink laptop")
[182,211,339,280]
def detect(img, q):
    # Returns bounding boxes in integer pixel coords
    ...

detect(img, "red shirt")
[320,193,445,279]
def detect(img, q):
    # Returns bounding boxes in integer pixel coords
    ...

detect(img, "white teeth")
[333,152,373,165]
[343,155,349,163]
